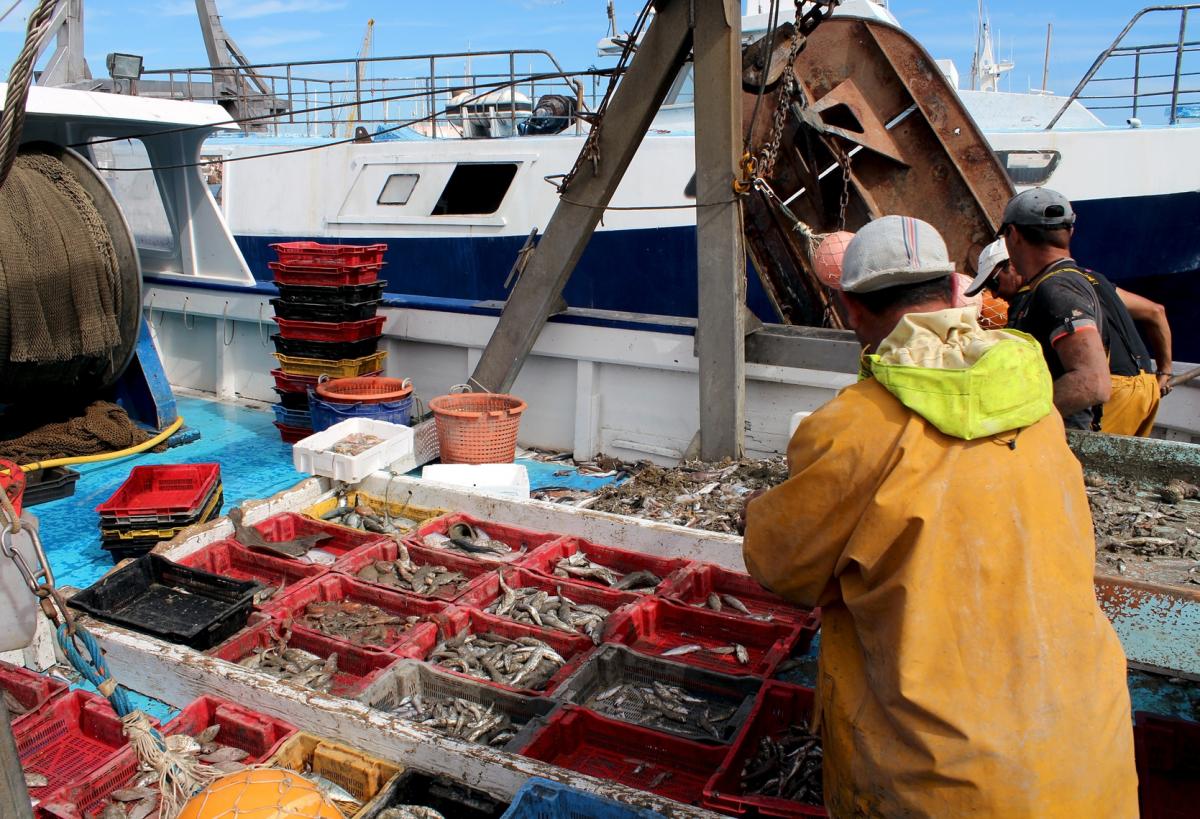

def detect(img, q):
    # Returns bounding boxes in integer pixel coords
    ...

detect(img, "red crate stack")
[267,241,387,442]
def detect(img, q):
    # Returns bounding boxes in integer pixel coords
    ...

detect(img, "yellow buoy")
[176,768,344,819]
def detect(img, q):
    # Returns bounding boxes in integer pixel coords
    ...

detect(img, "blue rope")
[57,623,136,717]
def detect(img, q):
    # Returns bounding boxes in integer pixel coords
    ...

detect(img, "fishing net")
[979,293,1010,330]
[0,152,122,364]
[0,400,160,463]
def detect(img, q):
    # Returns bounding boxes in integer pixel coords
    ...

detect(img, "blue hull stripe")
[234,188,1200,360]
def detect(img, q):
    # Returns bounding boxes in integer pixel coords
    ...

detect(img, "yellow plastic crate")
[265,732,402,817]
[100,487,223,541]
[273,351,388,378]
[303,491,446,535]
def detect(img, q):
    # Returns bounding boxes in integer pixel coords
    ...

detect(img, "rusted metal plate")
[741,17,1014,326]
[1095,575,1200,680]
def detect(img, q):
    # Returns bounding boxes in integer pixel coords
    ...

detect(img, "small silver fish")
[661,643,703,657]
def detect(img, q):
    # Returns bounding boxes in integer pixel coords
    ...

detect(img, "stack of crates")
[268,241,388,442]
[96,464,223,561]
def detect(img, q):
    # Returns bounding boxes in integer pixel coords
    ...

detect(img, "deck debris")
[377,808,446,819]
[299,600,419,647]
[487,570,610,643]
[429,632,565,691]
[1087,474,1200,585]
[742,720,824,804]
[548,457,788,534]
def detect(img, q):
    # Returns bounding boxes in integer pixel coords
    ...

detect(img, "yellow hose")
[17,415,185,472]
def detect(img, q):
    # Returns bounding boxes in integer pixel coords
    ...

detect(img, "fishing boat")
[0,2,1198,815]
[112,1,1200,363]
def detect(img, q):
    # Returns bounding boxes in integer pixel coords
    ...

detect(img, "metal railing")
[140,49,596,138]
[1048,5,1200,128]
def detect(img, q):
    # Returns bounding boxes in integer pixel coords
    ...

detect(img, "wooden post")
[693,0,746,459]
[469,0,694,394]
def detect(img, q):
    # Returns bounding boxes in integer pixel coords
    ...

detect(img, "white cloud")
[160,0,346,19]
[239,28,325,49]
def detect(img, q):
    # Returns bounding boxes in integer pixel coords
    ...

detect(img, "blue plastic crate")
[271,403,313,430]
[308,393,413,432]
[500,778,666,819]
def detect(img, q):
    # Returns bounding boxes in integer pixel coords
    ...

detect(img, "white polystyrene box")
[293,418,416,483]
[421,463,530,501]
[789,411,813,438]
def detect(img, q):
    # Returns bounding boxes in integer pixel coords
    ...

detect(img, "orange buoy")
[176,769,343,819]
[813,231,855,289]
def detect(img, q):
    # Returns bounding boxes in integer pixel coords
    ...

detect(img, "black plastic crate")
[555,644,761,743]
[23,467,80,507]
[270,297,380,323]
[273,388,311,410]
[271,334,381,360]
[100,541,157,563]
[68,554,259,650]
[357,769,509,819]
[276,281,385,305]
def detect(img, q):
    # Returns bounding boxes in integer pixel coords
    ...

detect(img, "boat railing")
[139,49,600,138]
[1048,4,1200,128]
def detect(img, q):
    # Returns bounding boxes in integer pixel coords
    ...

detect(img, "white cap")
[839,215,956,294]
[964,239,1010,297]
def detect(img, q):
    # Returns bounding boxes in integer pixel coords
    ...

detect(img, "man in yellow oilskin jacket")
[743,215,1138,817]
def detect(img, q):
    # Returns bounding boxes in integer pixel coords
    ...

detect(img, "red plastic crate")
[332,538,496,602]
[14,690,158,803]
[518,535,693,595]
[95,463,221,521]
[40,696,299,819]
[273,315,385,342]
[0,662,68,729]
[261,573,458,654]
[703,681,826,817]
[1136,711,1200,819]
[270,260,383,287]
[271,240,387,267]
[177,538,327,603]
[605,597,811,677]
[412,513,562,564]
[455,567,640,638]
[207,616,399,698]
[416,608,594,696]
[660,563,815,626]
[271,367,380,395]
[518,706,726,806]
[248,512,389,561]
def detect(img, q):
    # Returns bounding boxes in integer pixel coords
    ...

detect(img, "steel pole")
[0,698,32,819]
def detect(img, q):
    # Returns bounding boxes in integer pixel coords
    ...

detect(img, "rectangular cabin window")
[377,173,419,205]
[88,137,174,253]
[997,150,1061,186]
[432,163,518,215]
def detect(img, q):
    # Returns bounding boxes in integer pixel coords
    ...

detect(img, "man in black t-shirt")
[965,189,1111,430]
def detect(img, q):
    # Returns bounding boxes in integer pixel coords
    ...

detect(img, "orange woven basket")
[315,376,412,405]
[429,393,526,464]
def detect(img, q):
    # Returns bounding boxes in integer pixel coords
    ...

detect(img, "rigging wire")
[80,66,620,149]
[0,0,24,25]
[80,69,618,172]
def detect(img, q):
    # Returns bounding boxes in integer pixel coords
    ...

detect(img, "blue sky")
[0,2,1187,117]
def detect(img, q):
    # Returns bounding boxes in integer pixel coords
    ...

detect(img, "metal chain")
[835,144,853,230]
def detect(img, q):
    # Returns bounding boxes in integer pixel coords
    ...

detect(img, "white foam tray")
[421,463,530,500]
[293,418,416,483]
